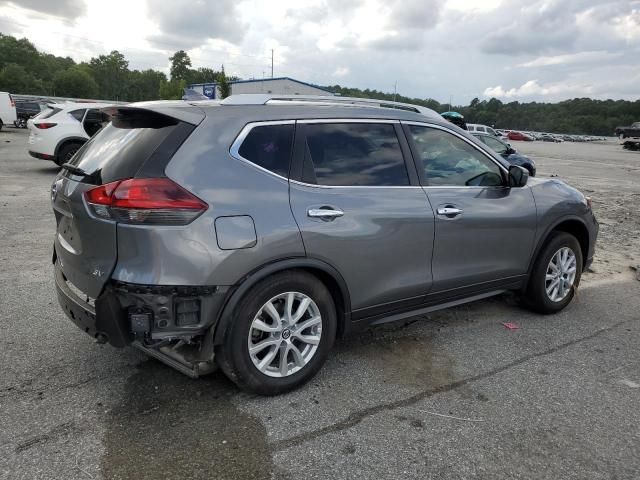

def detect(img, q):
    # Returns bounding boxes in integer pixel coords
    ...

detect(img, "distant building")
[188,77,334,99]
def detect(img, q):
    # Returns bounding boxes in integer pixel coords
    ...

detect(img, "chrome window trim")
[229,120,295,182]
[297,118,400,124]
[401,120,509,176]
[290,179,422,190]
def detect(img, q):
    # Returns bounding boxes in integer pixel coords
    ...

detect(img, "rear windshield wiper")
[61,163,89,177]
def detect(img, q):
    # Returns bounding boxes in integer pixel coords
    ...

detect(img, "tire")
[18,118,27,129]
[524,232,583,314]
[0,120,3,131]
[56,142,82,166]
[216,270,337,395]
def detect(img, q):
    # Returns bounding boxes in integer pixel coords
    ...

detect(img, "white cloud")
[483,80,594,98]
[333,66,350,77]
[517,50,623,68]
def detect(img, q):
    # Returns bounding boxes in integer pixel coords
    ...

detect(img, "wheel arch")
[528,216,590,278]
[54,136,87,159]
[212,257,352,346]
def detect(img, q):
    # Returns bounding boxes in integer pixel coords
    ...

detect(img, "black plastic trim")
[135,121,197,178]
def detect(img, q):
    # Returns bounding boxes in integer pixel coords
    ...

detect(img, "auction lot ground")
[1,127,639,480]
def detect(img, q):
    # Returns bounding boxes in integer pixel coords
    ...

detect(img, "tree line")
[1,33,637,135]
[0,33,231,101]
[323,89,640,136]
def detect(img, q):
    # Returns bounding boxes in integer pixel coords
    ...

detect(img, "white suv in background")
[27,102,111,165]
[0,91,17,131]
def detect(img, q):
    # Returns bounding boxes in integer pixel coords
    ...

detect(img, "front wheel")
[216,271,337,395]
[524,232,583,314]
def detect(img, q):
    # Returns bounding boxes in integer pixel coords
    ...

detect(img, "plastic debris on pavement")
[502,322,520,330]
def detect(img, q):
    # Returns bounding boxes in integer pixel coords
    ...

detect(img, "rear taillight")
[9,94,15,108]
[84,178,208,225]
[35,122,57,129]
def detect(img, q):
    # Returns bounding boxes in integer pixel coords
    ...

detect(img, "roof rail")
[220,94,439,118]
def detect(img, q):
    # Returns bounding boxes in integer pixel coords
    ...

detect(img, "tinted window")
[476,126,486,132]
[238,123,293,178]
[303,123,409,186]
[69,109,86,121]
[483,136,508,155]
[69,112,193,184]
[409,126,503,187]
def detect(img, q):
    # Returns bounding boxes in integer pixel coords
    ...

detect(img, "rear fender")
[212,258,352,345]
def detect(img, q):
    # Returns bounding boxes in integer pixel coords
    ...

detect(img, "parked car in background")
[28,102,111,165]
[14,100,49,128]
[0,91,17,131]
[467,123,498,136]
[539,134,559,142]
[507,131,532,141]
[52,94,597,395]
[472,132,536,176]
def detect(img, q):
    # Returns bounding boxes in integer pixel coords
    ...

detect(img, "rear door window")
[301,122,409,186]
[237,123,294,178]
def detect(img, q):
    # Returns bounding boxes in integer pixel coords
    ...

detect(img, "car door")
[403,122,537,294]
[289,120,435,318]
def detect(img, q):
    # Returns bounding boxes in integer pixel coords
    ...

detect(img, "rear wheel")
[216,271,336,395]
[56,142,82,166]
[524,232,583,314]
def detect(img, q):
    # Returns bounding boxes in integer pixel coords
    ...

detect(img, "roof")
[188,77,334,94]
[50,102,113,109]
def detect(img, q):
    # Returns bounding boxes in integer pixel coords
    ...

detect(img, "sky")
[0,0,638,104]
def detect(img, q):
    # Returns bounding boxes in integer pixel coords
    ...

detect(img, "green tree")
[169,50,191,82]
[52,67,99,98]
[89,50,129,100]
[186,67,218,85]
[127,69,167,101]
[0,63,43,94]
[159,79,186,100]
[216,65,231,98]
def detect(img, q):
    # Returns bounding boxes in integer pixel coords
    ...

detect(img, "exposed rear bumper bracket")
[132,341,217,378]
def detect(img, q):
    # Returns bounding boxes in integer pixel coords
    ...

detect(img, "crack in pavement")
[270,318,633,452]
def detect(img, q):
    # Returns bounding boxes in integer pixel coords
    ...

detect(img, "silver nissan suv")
[52,95,598,395]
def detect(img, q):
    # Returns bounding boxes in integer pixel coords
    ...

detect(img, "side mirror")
[508,165,528,188]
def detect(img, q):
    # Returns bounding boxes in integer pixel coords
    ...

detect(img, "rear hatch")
[52,106,203,299]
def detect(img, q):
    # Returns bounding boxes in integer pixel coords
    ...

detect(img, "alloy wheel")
[545,247,577,302]
[248,291,322,378]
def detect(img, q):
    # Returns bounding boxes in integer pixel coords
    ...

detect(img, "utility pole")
[393,81,397,102]
[449,95,453,111]
[271,49,274,78]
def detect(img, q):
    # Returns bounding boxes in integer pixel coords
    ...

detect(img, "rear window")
[39,107,62,119]
[237,123,294,178]
[67,111,194,184]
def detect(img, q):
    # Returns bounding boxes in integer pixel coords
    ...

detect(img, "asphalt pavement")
[1,127,638,479]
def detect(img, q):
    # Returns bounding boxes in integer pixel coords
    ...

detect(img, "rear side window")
[68,110,194,184]
[237,123,293,178]
[302,123,409,186]
[69,109,86,121]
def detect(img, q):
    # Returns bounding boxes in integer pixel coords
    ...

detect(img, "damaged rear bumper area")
[54,261,229,377]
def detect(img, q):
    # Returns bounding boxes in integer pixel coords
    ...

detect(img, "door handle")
[436,207,463,216]
[308,208,344,219]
